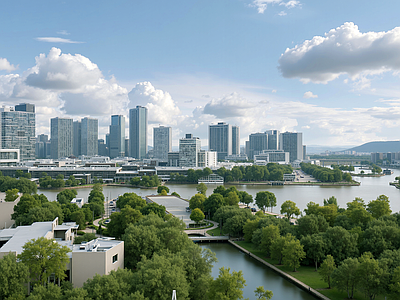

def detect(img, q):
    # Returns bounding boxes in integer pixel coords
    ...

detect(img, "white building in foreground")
[0,218,124,288]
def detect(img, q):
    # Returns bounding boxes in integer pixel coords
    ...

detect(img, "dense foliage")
[130,175,160,187]
[301,162,352,182]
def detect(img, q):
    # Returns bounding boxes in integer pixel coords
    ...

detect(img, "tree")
[271,234,294,265]
[224,191,240,206]
[190,208,205,225]
[243,219,259,242]
[346,198,373,227]
[389,266,400,299]
[331,257,359,299]
[280,200,300,220]
[255,191,276,213]
[357,252,387,300]
[56,189,77,205]
[117,192,146,210]
[319,255,336,289]
[171,192,180,197]
[260,225,280,256]
[204,193,224,218]
[157,186,169,194]
[108,206,143,238]
[0,253,29,299]
[132,253,190,300]
[238,191,253,207]
[296,214,328,238]
[323,226,358,264]
[196,183,208,195]
[301,234,327,271]
[18,237,71,286]
[254,286,273,300]
[5,188,19,202]
[189,193,206,211]
[207,267,246,300]
[140,202,166,219]
[367,194,392,219]
[282,239,306,271]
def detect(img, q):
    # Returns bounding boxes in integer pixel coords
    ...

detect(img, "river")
[199,243,317,300]
[38,167,400,212]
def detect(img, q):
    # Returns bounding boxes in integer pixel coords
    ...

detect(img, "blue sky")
[1,0,400,149]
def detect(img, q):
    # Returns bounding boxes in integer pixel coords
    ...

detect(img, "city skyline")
[0,1,400,148]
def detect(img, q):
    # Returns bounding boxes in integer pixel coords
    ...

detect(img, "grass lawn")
[206,227,225,236]
[235,241,385,300]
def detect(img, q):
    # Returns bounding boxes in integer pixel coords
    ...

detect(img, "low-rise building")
[0,218,124,288]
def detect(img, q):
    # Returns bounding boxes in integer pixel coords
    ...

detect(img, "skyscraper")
[153,126,172,161]
[109,115,125,158]
[209,122,240,160]
[73,121,81,157]
[129,106,147,159]
[247,132,268,160]
[51,118,73,159]
[35,134,49,159]
[0,103,35,160]
[179,134,201,167]
[231,125,240,156]
[81,117,98,156]
[265,130,280,150]
[280,132,303,162]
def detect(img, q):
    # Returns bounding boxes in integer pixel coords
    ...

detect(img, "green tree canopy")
[190,208,205,224]
[331,257,359,299]
[280,200,300,220]
[319,255,336,289]
[255,191,276,213]
[196,183,208,195]
[5,188,19,202]
[367,194,392,219]
[207,267,246,300]
[0,253,29,299]
[18,237,71,286]
[189,193,206,211]
[282,239,306,272]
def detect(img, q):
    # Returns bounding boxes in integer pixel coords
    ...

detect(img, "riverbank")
[38,183,157,192]
[350,173,384,177]
[232,241,385,300]
[226,181,360,186]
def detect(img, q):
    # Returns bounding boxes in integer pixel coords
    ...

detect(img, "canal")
[199,243,318,300]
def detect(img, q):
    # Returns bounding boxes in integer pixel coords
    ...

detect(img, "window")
[112,254,118,264]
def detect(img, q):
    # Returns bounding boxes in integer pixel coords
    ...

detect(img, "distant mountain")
[347,141,400,153]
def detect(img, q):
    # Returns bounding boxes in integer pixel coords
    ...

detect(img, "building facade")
[81,118,98,156]
[280,132,303,162]
[129,106,147,159]
[231,125,240,155]
[51,118,73,159]
[73,121,81,157]
[109,115,125,158]
[179,134,201,167]
[247,132,268,160]
[153,126,172,161]
[0,104,35,161]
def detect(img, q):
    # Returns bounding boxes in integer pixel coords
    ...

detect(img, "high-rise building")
[209,122,240,161]
[265,130,280,150]
[153,126,172,161]
[109,115,125,158]
[280,132,303,162]
[81,118,98,156]
[98,139,108,157]
[0,103,35,161]
[51,118,73,159]
[232,125,240,155]
[73,121,81,157]
[35,134,49,159]
[179,134,201,167]
[125,138,129,157]
[129,106,147,159]
[247,132,268,160]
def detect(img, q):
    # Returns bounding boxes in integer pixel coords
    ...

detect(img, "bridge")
[188,236,230,242]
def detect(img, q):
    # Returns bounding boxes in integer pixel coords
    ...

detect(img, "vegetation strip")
[229,240,330,300]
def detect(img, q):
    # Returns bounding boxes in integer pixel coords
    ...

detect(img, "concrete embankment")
[228,240,331,300]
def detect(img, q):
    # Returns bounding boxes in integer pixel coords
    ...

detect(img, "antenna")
[172,290,177,300]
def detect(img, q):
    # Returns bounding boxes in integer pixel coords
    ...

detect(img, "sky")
[1,0,400,149]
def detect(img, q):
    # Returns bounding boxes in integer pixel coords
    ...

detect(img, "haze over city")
[1,0,399,148]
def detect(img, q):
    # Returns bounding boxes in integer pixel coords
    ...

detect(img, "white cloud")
[26,47,102,90]
[272,89,277,93]
[202,92,256,118]
[279,22,400,84]
[35,37,83,44]
[0,58,17,72]
[57,30,70,35]
[128,82,182,126]
[278,11,287,16]
[251,0,300,14]
[303,91,318,98]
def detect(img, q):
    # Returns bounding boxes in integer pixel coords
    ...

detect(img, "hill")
[347,141,400,153]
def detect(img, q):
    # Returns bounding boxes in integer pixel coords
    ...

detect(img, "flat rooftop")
[146,195,191,226]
